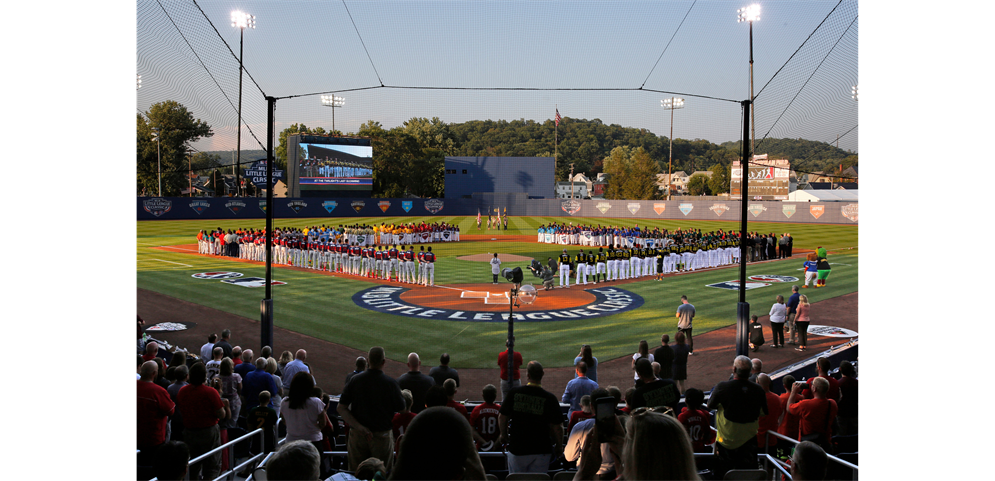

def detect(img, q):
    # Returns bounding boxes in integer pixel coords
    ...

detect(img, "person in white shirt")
[490,253,502,285]
[200,333,216,362]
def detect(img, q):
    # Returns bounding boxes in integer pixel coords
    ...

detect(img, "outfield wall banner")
[138,197,857,224]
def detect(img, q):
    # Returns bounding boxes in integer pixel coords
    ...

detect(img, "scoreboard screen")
[730,156,790,200]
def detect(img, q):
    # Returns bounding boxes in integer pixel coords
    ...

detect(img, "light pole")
[738,4,760,155]
[151,126,161,197]
[232,10,255,197]
[137,75,141,90]
[661,97,684,201]
[321,95,345,133]
[852,84,858,101]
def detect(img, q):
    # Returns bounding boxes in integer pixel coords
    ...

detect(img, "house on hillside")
[556,181,588,199]
[656,171,690,194]
[570,173,593,194]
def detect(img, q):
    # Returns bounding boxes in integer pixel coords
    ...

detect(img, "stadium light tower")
[661,97,684,201]
[852,84,858,101]
[232,10,255,197]
[151,126,161,197]
[321,95,345,133]
[738,4,760,155]
[137,74,142,90]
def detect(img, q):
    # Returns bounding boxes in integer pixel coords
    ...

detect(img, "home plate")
[461,291,490,299]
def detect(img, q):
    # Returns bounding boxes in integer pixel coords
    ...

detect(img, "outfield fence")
[139,196,858,224]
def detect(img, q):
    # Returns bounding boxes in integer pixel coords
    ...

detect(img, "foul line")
[432,285,468,292]
[145,258,193,267]
[157,245,199,253]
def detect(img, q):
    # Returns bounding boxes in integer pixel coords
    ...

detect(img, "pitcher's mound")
[457,253,534,262]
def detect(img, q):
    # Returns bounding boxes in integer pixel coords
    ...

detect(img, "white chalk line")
[144,258,193,267]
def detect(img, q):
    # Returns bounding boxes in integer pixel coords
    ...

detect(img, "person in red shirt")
[469,384,502,451]
[566,395,595,434]
[177,362,226,480]
[776,375,802,460]
[392,390,417,445]
[677,388,714,453]
[142,342,159,363]
[137,361,175,471]
[497,343,523,402]
[443,379,471,423]
[803,357,841,403]
[756,374,783,454]
[788,377,838,448]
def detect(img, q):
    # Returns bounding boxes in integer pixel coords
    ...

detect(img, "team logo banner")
[561,199,582,215]
[189,201,210,215]
[783,204,797,218]
[351,200,365,213]
[143,198,172,217]
[425,199,444,214]
[748,204,767,217]
[653,203,666,215]
[545,233,553,243]
[225,200,246,215]
[192,272,243,280]
[378,201,391,213]
[401,201,413,212]
[259,200,267,213]
[707,280,771,290]
[626,203,641,215]
[596,202,611,214]
[679,203,693,216]
[443,231,451,240]
[355,235,366,244]
[221,277,287,288]
[810,205,824,219]
[288,201,307,214]
[748,274,799,283]
[322,201,338,213]
[841,203,858,222]
[710,204,730,216]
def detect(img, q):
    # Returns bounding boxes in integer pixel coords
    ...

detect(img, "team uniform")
[422,250,436,286]
[558,252,571,288]
[575,252,588,286]
[595,250,607,283]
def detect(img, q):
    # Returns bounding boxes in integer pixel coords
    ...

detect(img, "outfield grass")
[138,215,857,368]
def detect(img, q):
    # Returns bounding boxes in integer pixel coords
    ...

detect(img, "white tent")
[786,189,859,202]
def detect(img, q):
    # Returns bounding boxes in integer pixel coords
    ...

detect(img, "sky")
[137,0,859,154]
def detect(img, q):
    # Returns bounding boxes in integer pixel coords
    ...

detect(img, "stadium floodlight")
[852,85,858,101]
[232,10,255,197]
[321,95,346,133]
[151,127,161,197]
[661,97,685,200]
[737,4,761,23]
[137,74,142,90]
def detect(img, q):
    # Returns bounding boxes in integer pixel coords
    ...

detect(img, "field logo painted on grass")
[561,199,581,215]
[679,203,693,216]
[352,286,644,322]
[322,201,338,213]
[145,322,196,332]
[351,200,365,213]
[143,198,172,217]
[596,202,611,214]
[189,200,210,215]
[749,204,767,217]
[627,203,641,215]
[707,280,771,290]
[378,201,391,212]
[782,204,796,218]
[807,325,858,338]
[221,277,287,288]
[425,199,444,214]
[402,201,413,212]
[748,275,799,283]
[810,205,824,219]
[841,204,858,222]
[653,203,666,215]
[288,201,307,214]
[710,203,730,216]
[192,272,243,279]
[225,200,246,215]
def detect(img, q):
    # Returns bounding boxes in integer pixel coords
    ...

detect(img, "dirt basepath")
[139,287,857,398]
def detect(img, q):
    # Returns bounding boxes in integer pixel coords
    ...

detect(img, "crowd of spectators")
[138,327,855,480]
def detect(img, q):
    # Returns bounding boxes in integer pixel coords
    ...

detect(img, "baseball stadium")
[134,2,862,480]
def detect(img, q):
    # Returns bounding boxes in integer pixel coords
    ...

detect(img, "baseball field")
[138,215,857,393]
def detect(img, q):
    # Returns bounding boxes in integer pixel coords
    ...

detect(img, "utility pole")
[570,163,575,199]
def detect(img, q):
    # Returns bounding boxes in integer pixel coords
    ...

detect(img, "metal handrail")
[185,427,264,481]
[766,430,859,476]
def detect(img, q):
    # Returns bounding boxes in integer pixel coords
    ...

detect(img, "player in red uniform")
[677,388,715,453]
[422,247,436,286]
[469,384,501,452]
[387,244,399,281]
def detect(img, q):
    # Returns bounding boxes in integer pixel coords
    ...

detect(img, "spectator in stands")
[137,355,144,380]
[278,350,294,375]
[166,351,187,379]
[206,347,223,382]
[565,388,618,479]
[218,358,242,427]
[653,335,674,380]
[282,349,312,390]
[152,440,189,481]
[142,341,159,363]
[138,360,175,469]
[152,357,171,391]
[498,361,565,474]
[280,371,328,476]
[354,457,388,481]
[260,345,273,361]
[790,441,828,481]
[567,395,595,434]
[345,356,367,386]
[651,361,661,379]
[167,365,189,442]
[628,358,681,413]
[837,360,858,435]
[621,387,637,415]
[337,346,406,472]
[562,361,599,413]
[215,329,233,359]
[672,330,690,393]
[788,377,838,449]
[443,378,469,420]
[573,344,599,383]
[266,440,321,481]
[424,385,448,408]
[678,388,714,453]
[469,384,502,451]
[392,389,416,449]
[247,390,278,455]
[177,362,225,480]
[429,352,460,386]
[210,376,233,474]
[804,357,842,403]
[235,349,255,377]
[630,340,654,382]
[622,409,700,481]
[231,346,243,366]
[756,373,783,455]
[243,357,279,412]
[776,375,801,458]
[707,355,768,477]
[397,352,435,413]
[498,341,523,401]
[750,358,763,383]
[265,358,285,417]
[606,386,623,412]
[389,406,487,480]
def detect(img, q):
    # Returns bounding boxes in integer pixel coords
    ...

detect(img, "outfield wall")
[138,196,858,224]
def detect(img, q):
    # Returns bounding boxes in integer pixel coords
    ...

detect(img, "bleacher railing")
[184,427,264,481]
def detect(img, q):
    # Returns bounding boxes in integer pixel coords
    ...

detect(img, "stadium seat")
[722,469,767,480]
[485,475,498,481]
[505,473,551,481]
[552,470,578,480]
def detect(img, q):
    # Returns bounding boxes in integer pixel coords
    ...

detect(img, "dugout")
[444,156,555,199]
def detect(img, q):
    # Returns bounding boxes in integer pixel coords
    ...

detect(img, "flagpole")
[555,104,559,181]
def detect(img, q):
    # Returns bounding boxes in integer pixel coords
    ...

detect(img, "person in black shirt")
[397,353,435,413]
[498,361,565,474]
[653,334,675,380]
[336,347,405,472]
[428,353,460,387]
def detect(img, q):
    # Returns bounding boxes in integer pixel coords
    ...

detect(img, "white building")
[556,181,588,199]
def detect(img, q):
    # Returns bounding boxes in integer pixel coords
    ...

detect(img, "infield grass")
[138,215,857,368]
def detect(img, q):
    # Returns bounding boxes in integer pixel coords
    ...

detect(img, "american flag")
[555,108,561,127]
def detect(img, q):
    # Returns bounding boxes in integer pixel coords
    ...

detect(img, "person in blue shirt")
[561,361,598,413]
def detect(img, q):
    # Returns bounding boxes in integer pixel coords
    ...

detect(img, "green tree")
[189,152,224,175]
[687,173,711,196]
[624,147,661,200]
[137,101,212,196]
[708,164,731,195]
[602,146,632,200]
